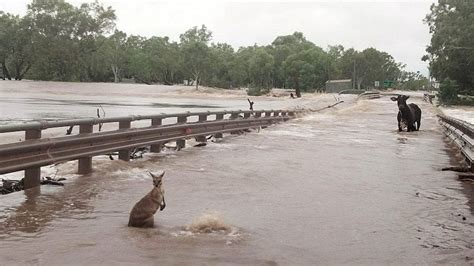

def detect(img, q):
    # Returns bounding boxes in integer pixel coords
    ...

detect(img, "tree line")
[423,0,474,104]
[0,0,425,96]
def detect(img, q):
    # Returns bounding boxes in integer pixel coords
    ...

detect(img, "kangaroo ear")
[390,96,398,101]
[404,95,410,100]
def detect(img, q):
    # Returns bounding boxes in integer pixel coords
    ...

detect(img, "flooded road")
[0,81,473,264]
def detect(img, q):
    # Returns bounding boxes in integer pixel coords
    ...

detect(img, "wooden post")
[150,118,162,153]
[78,124,93,175]
[24,129,42,189]
[195,114,208,143]
[176,115,187,149]
[215,113,224,138]
[119,120,131,161]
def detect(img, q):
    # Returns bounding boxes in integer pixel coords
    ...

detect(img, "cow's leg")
[397,112,402,132]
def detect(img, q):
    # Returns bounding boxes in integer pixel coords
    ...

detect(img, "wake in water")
[170,212,242,245]
[186,212,232,233]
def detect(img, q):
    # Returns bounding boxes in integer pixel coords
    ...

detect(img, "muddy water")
[0,82,473,264]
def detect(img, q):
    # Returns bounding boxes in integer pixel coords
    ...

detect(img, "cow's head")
[391,95,409,111]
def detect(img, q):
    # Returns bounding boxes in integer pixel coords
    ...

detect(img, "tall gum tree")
[179,25,212,90]
[424,0,474,95]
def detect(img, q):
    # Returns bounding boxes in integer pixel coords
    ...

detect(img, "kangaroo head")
[149,171,164,187]
[149,171,166,211]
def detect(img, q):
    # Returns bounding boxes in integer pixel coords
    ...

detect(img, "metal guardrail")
[0,109,302,189]
[438,115,474,168]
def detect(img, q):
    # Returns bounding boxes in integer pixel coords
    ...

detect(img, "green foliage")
[438,78,460,105]
[399,71,429,91]
[25,0,116,81]
[247,87,270,96]
[0,0,407,95]
[180,25,213,89]
[0,12,34,80]
[424,0,474,96]
[248,48,274,89]
[283,47,330,93]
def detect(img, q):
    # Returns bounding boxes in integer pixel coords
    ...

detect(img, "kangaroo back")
[128,171,166,228]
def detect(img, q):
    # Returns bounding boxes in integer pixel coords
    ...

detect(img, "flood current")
[0,81,473,265]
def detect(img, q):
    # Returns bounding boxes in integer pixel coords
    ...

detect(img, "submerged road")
[0,92,473,264]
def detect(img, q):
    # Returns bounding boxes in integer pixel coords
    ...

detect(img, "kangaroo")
[128,171,166,228]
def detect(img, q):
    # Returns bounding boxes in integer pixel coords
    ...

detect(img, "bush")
[438,78,459,105]
[247,87,270,96]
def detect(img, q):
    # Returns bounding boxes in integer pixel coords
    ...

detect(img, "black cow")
[390,95,422,132]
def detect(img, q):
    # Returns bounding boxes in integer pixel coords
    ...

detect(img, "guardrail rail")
[0,109,304,189]
[438,114,474,171]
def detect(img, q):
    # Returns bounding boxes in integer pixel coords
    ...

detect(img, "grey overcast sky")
[0,0,436,76]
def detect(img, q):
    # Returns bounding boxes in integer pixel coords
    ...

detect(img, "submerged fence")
[0,109,302,189]
[438,115,474,170]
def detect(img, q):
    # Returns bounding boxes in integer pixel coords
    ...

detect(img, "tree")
[25,0,116,81]
[144,37,181,85]
[180,25,213,89]
[248,48,274,91]
[399,71,429,91]
[424,0,474,95]
[0,12,34,80]
[270,32,316,88]
[0,12,16,80]
[104,30,128,83]
[283,47,330,97]
[126,35,153,83]
[354,48,403,89]
[208,43,235,88]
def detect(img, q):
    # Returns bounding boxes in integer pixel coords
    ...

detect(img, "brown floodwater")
[0,81,473,265]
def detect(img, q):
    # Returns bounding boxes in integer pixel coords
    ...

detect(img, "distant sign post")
[374,81,380,88]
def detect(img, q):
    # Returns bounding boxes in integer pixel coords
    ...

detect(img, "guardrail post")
[195,114,208,142]
[230,111,241,134]
[150,118,162,153]
[78,124,93,175]
[177,115,187,149]
[262,111,272,128]
[230,111,240,119]
[215,113,224,138]
[119,120,131,161]
[24,129,42,189]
